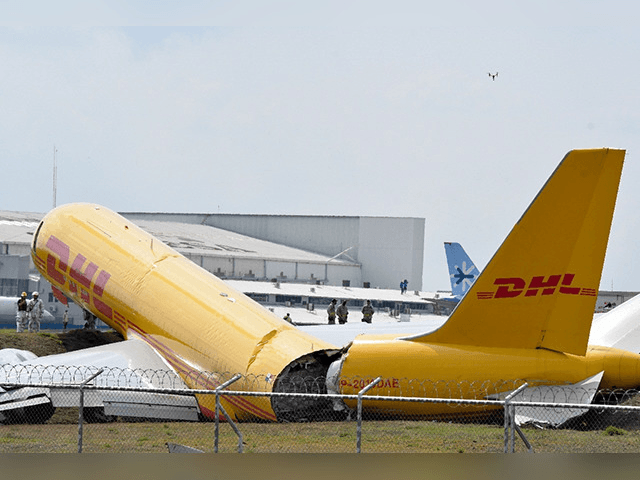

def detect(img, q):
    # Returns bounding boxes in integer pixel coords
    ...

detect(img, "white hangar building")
[0,209,426,325]
[122,212,425,290]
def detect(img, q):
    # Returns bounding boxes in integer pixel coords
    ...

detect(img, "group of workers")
[16,292,94,332]
[15,291,44,333]
[327,299,374,325]
[283,299,376,325]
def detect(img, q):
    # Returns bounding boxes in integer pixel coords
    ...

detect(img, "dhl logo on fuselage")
[34,234,278,420]
[34,235,117,325]
[476,273,597,300]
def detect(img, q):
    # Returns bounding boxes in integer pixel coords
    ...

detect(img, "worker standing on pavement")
[28,291,44,333]
[361,300,374,323]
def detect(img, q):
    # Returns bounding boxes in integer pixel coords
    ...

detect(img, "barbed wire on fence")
[2,364,640,405]
[3,364,640,452]
[0,364,640,425]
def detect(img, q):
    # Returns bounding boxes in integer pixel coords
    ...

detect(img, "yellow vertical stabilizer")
[413,149,625,356]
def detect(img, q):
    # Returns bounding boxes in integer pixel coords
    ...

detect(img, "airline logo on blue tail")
[444,242,480,299]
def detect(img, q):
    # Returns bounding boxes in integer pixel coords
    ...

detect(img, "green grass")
[0,329,67,357]
[604,425,627,436]
[1,419,640,453]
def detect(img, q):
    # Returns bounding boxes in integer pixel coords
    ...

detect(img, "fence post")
[214,374,242,453]
[77,368,104,453]
[503,383,528,453]
[510,402,516,453]
[357,376,381,454]
[503,401,509,453]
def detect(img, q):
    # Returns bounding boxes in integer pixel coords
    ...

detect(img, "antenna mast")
[52,145,58,208]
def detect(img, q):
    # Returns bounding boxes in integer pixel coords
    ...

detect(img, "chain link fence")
[1,365,640,453]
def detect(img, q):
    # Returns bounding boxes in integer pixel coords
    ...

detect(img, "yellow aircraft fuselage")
[31,204,338,421]
[337,337,640,415]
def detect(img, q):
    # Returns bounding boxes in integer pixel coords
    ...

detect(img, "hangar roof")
[132,218,355,265]
[0,211,42,246]
[0,210,356,266]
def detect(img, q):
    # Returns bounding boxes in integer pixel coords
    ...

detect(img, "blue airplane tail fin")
[444,242,480,300]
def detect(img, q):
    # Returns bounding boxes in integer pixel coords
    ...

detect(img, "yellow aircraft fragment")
[32,204,340,421]
[334,149,640,415]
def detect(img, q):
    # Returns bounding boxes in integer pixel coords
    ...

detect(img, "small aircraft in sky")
[2,148,640,426]
[488,72,499,81]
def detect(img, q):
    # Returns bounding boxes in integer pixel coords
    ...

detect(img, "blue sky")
[1,3,639,292]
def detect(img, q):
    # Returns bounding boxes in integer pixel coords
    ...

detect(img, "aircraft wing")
[514,372,603,427]
[0,348,38,364]
[0,338,200,422]
[588,294,640,353]
[297,316,447,346]
[489,372,603,428]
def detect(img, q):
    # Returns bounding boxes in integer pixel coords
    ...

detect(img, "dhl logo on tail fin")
[477,273,596,299]
[412,149,625,356]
